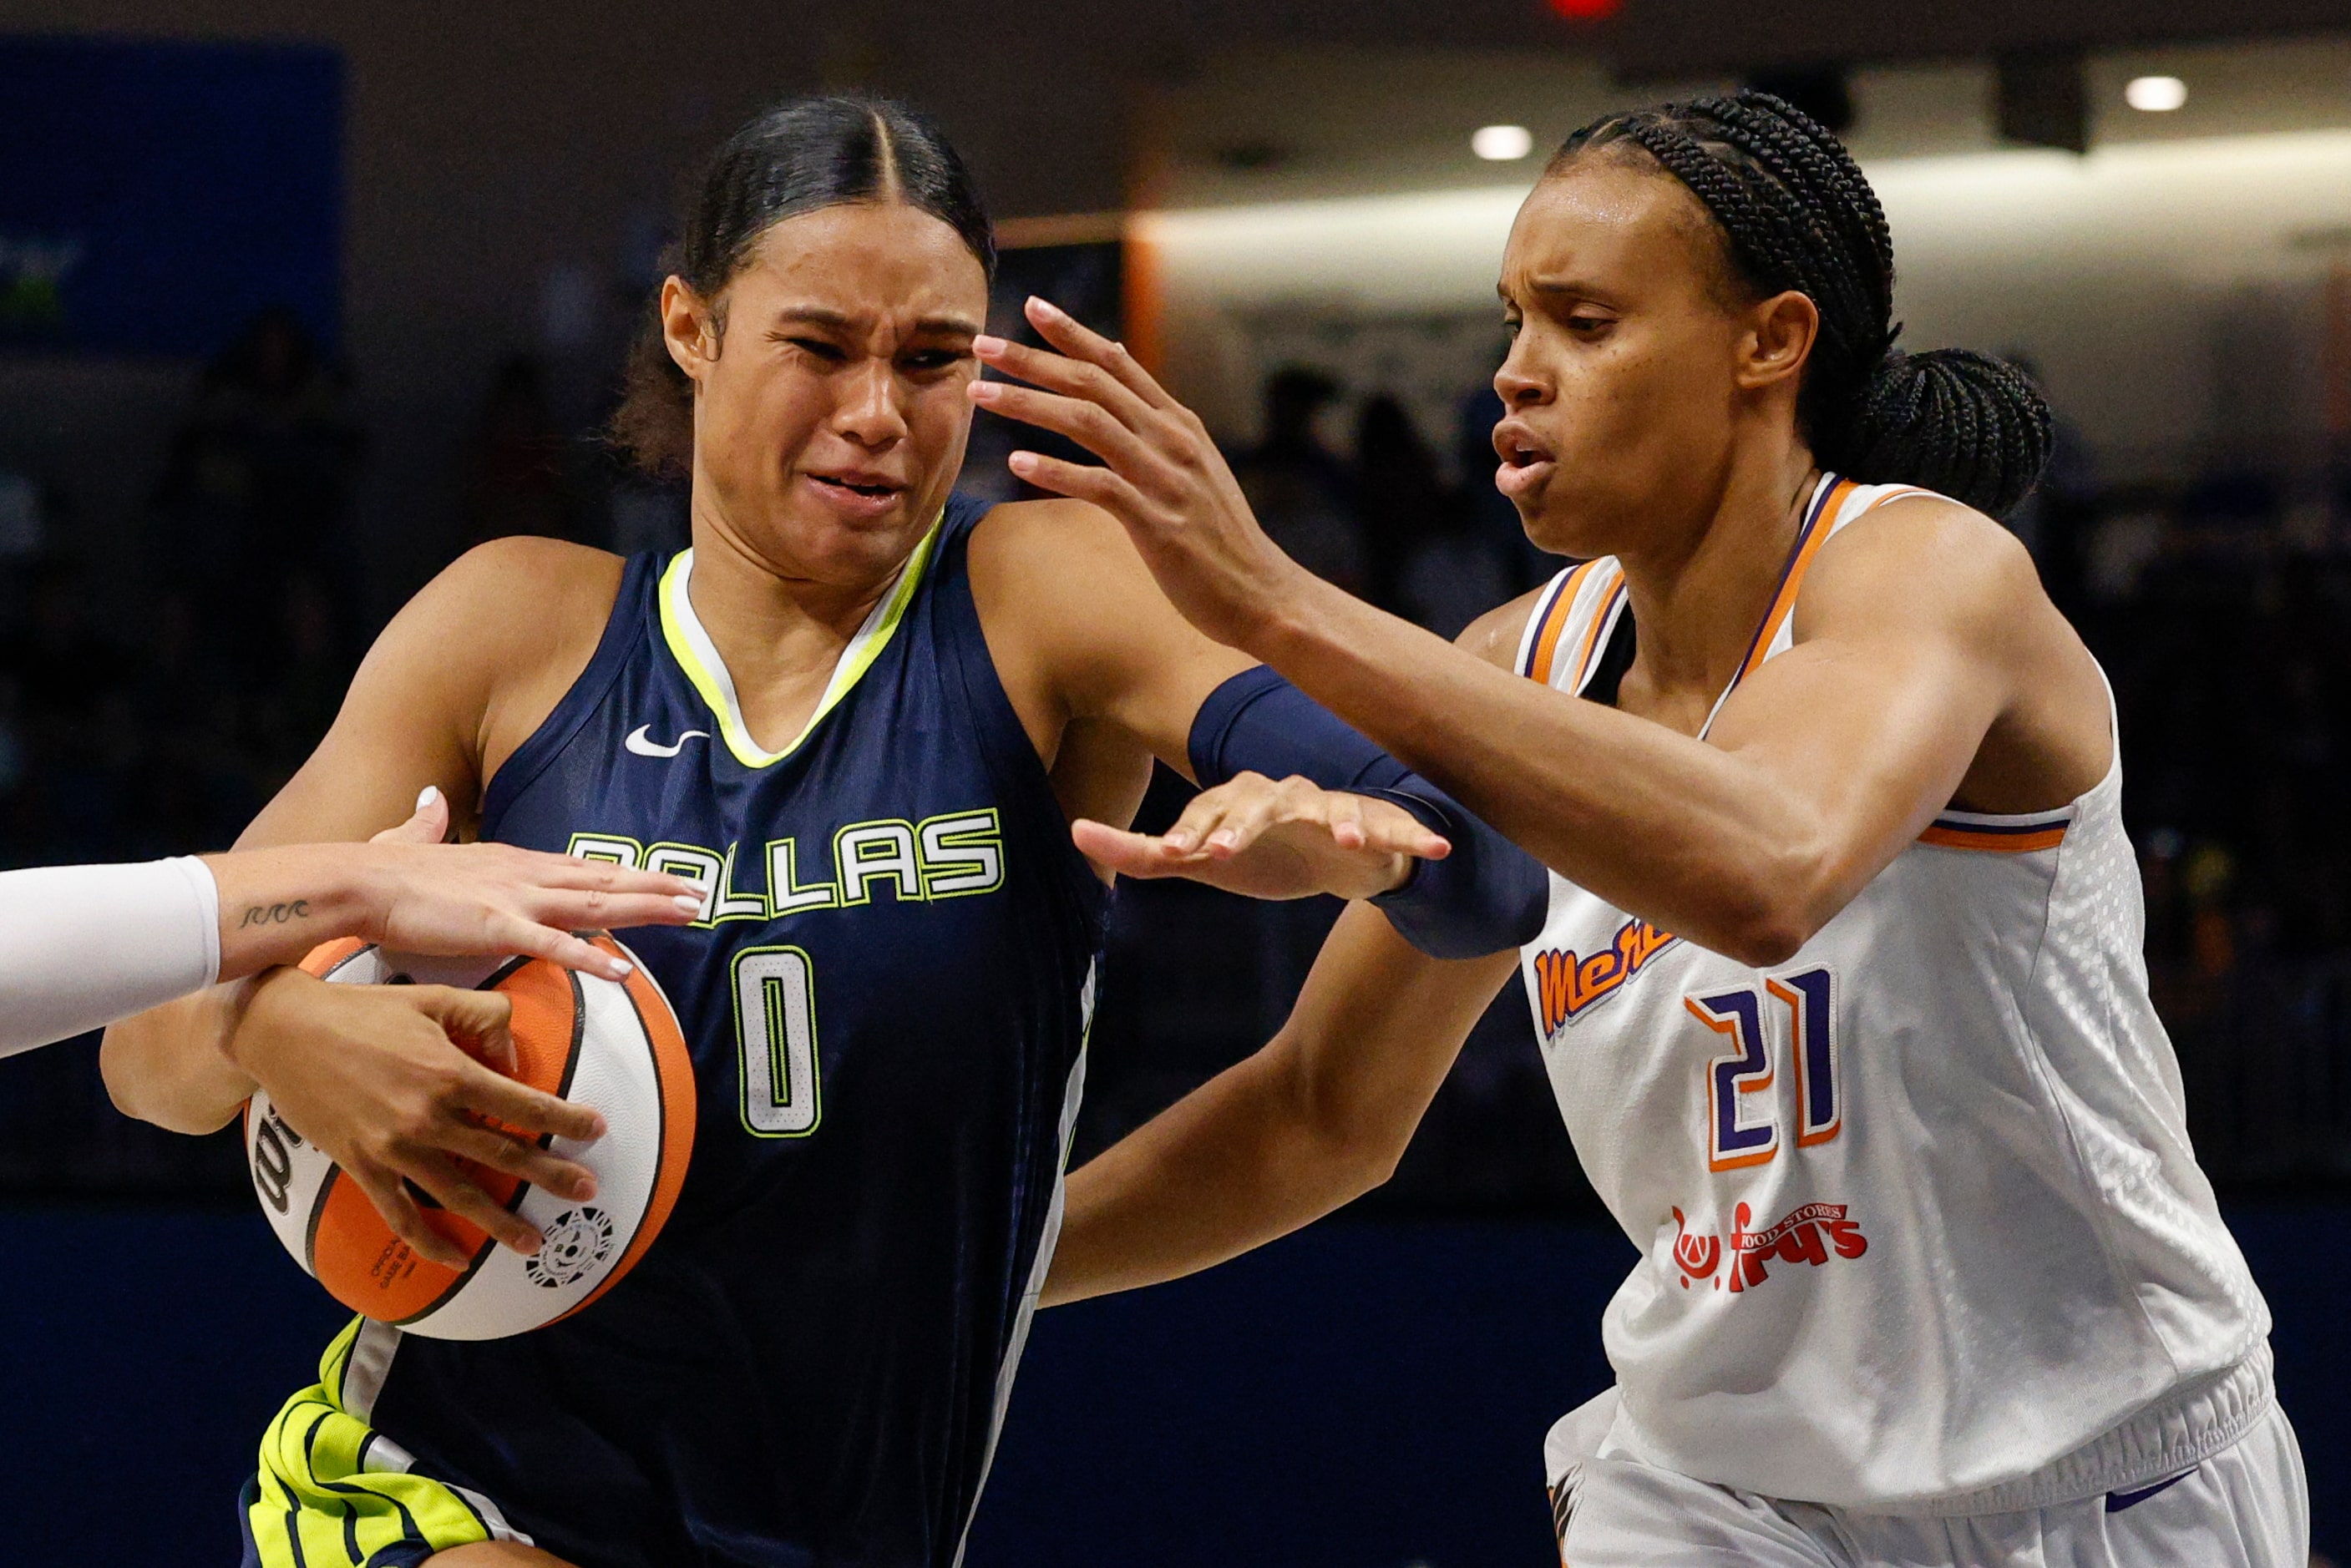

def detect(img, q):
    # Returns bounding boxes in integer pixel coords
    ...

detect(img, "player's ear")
[661,276,722,384]
[1736,288,1818,393]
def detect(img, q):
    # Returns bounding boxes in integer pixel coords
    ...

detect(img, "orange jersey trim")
[1526,559,1598,685]
[1570,577,1628,693]
[1918,822,2070,853]
[1739,477,1857,680]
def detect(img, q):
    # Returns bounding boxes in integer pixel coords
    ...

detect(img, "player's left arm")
[971,309,2108,963]
[967,498,1447,903]
[1046,907,1519,1306]
[1263,501,2110,963]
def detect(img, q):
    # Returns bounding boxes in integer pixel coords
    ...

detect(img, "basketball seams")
[405,958,585,1323]
[268,934,692,1338]
[555,933,694,1325]
[549,963,589,1101]
[559,946,660,1323]
[301,1163,338,1278]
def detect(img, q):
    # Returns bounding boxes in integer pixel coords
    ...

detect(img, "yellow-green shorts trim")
[242,1318,524,1568]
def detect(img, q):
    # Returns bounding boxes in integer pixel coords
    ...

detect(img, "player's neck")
[1613,449,1821,732]
[685,508,906,655]
[678,508,914,752]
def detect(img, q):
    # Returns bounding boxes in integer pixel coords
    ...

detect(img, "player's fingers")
[971,333,1158,431]
[348,1163,470,1268]
[1327,790,1370,851]
[1001,450,1151,518]
[416,985,519,1076]
[1023,296,1188,414]
[372,785,452,846]
[508,851,700,902]
[1069,820,1195,880]
[1200,779,1289,857]
[533,891,702,933]
[443,1124,599,1205]
[454,1059,607,1145]
[1158,776,1270,855]
[486,915,636,981]
[968,381,1167,480]
[1367,801,1453,861]
[403,1152,544,1257]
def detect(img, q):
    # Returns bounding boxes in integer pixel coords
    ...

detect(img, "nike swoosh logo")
[624,724,710,759]
[2105,1471,2190,1511]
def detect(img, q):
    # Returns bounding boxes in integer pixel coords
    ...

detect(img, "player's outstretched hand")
[1073,772,1450,903]
[207,787,706,985]
[229,965,603,1264]
[970,298,1310,653]
[353,787,704,978]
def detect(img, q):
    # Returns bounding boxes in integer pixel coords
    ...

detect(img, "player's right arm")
[1042,594,1542,1306]
[1046,908,1516,1305]
[100,538,646,1264]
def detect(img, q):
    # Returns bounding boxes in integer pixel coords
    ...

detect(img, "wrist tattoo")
[238,900,313,928]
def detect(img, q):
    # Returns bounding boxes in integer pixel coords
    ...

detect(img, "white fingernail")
[609,959,634,978]
[416,784,440,810]
[673,893,703,914]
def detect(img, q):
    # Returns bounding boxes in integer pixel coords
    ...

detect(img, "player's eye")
[783,336,849,363]
[900,348,967,373]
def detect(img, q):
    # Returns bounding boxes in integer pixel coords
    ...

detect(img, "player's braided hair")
[1554,90,2053,518]
[611,96,996,478]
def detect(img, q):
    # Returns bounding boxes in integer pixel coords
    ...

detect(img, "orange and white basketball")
[243,935,695,1340]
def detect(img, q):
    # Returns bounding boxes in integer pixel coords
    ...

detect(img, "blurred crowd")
[3,314,2349,1201]
[0,313,362,877]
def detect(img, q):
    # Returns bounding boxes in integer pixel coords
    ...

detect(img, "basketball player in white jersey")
[971,91,2310,1564]
[0,784,698,1058]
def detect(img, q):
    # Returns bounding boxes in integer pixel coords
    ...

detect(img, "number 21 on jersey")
[1685,966,1840,1172]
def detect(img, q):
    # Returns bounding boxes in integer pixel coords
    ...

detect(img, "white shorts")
[1547,1398,2308,1568]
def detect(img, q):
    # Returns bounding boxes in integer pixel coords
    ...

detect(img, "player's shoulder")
[1459,576,1569,672]
[363,537,626,705]
[410,537,625,646]
[966,494,1123,563]
[1801,487,2044,637]
[963,496,1151,625]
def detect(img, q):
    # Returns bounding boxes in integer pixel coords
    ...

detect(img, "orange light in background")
[1547,0,1621,18]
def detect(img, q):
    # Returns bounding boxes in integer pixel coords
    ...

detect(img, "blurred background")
[4,1,2350,1561]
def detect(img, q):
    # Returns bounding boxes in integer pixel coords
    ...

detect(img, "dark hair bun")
[1838,348,2055,519]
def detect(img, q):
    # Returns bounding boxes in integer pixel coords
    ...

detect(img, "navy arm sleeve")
[1186,665,1547,959]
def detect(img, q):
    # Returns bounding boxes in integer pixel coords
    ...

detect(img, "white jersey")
[1516,474,2272,1512]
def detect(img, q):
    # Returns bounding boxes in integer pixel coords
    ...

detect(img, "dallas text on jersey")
[564,810,1006,924]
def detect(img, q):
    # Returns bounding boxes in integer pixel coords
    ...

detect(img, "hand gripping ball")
[244,936,696,1339]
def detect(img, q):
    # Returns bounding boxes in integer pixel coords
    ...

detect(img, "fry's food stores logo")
[1671,1200,1867,1293]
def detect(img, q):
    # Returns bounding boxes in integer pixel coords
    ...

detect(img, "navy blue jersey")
[362,496,1106,1566]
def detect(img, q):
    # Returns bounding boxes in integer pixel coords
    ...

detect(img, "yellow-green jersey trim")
[246,1317,531,1565]
[657,517,943,771]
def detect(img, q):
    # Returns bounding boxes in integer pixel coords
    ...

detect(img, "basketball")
[243,935,696,1340]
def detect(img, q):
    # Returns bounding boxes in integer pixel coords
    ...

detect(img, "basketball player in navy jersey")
[100,98,1542,1568]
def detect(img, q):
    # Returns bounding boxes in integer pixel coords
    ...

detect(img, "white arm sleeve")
[0,857,221,1058]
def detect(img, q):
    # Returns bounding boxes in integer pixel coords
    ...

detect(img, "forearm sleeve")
[1188,666,1548,959]
[0,857,220,1057]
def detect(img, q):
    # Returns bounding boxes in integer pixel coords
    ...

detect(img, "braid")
[1553,89,2053,517]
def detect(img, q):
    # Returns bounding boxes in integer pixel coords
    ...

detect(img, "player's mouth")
[1492,420,1556,502]
[802,468,908,518]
